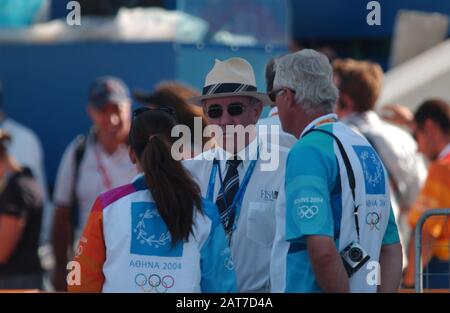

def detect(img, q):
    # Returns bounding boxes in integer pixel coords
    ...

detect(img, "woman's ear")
[128,147,137,164]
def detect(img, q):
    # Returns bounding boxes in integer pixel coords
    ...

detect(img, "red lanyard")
[93,145,113,190]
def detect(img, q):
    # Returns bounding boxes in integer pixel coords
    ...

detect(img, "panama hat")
[189,57,271,105]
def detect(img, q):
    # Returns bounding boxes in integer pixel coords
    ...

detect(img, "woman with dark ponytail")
[69,108,236,293]
[132,108,202,244]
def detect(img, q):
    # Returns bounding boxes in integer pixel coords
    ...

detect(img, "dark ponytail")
[129,110,202,246]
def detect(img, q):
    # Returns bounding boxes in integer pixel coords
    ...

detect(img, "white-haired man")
[333,59,427,271]
[270,50,402,293]
[184,57,289,292]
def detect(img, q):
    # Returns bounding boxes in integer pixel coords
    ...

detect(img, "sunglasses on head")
[133,106,176,119]
[206,102,245,119]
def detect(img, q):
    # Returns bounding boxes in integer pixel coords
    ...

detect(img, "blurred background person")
[332,59,427,269]
[134,83,211,158]
[154,80,202,106]
[51,76,137,291]
[0,130,44,290]
[404,99,450,289]
[69,108,236,292]
[0,81,53,289]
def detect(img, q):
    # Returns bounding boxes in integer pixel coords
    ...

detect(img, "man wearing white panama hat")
[184,57,289,292]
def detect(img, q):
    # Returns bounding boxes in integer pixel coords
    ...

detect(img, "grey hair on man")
[274,49,339,115]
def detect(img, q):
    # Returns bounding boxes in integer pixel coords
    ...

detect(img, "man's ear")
[128,146,137,164]
[286,89,297,109]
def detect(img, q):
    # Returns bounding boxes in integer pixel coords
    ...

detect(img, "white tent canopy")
[376,39,450,112]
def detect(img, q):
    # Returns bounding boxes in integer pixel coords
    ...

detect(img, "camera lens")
[349,247,363,262]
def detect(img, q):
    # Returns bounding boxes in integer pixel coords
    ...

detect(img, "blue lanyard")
[206,151,259,233]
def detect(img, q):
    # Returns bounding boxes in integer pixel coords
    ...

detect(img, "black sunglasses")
[133,106,177,119]
[206,102,245,119]
[268,88,296,102]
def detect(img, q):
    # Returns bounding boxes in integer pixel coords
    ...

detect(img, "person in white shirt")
[51,76,137,291]
[332,59,427,269]
[184,57,289,292]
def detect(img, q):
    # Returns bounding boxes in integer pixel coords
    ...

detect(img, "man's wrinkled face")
[89,102,131,140]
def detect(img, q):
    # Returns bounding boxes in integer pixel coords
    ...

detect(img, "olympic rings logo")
[134,273,175,293]
[224,256,235,271]
[297,205,319,219]
[366,212,381,230]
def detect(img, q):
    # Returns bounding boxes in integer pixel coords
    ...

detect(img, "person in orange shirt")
[404,99,450,289]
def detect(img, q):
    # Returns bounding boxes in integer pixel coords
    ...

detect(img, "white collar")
[300,113,338,138]
[438,143,450,160]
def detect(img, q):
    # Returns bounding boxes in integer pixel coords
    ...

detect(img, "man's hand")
[378,243,402,292]
[379,104,414,130]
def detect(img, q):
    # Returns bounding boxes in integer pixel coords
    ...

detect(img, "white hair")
[274,49,339,115]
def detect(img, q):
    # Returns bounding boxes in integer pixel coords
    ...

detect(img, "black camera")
[340,242,370,277]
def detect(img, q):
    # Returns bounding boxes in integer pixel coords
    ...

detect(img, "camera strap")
[302,128,361,243]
